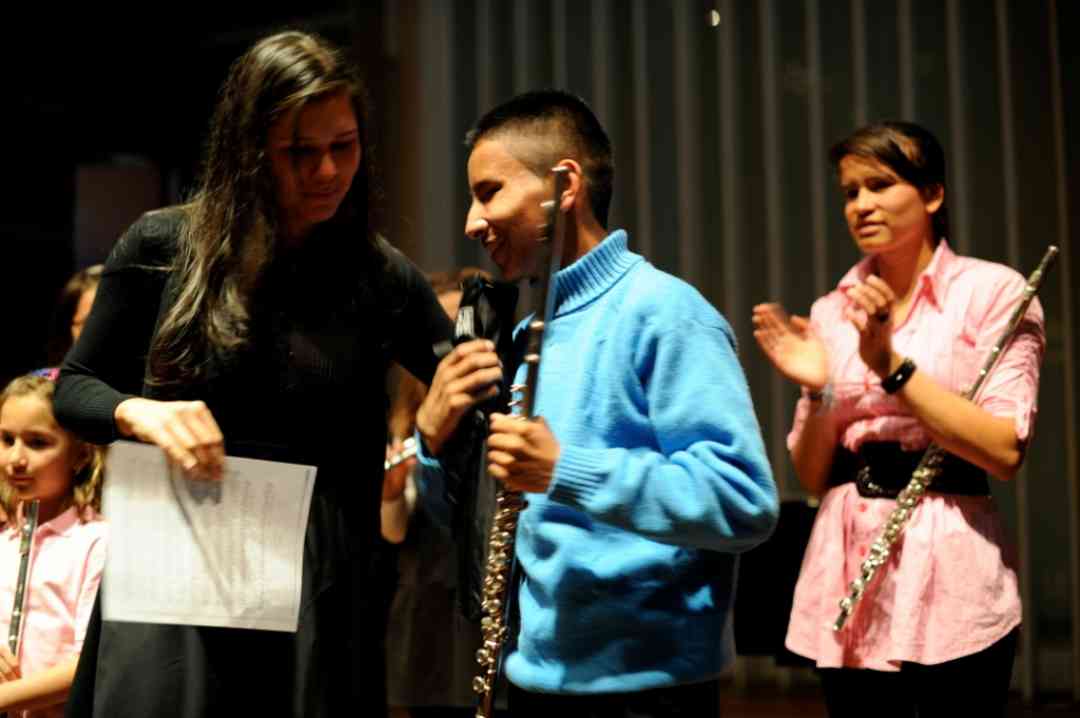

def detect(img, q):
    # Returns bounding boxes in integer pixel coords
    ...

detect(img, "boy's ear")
[552,158,584,214]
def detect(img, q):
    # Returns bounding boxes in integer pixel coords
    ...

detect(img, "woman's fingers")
[847,281,893,321]
[864,275,897,303]
[752,303,788,333]
[154,406,219,480]
[0,644,20,682]
[119,399,227,480]
[185,402,225,480]
[154,413,201,472]
[790,315,811,332]
[844,304,868,332]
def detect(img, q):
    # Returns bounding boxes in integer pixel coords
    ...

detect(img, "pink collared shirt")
[784,241,1045,670]
[0,506,108,718]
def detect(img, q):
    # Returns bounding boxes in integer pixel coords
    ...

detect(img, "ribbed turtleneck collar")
[552,230,642,315]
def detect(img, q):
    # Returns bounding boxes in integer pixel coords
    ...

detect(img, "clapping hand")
[752,303,829,391]
[843,275,899,379]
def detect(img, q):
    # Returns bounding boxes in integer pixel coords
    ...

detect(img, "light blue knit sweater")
[420,230,778,694]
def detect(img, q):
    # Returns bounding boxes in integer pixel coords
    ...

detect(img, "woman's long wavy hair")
[0,375,106,520]
[148,31,382,387]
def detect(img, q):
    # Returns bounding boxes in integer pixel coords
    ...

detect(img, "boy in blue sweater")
[415,90,778,717]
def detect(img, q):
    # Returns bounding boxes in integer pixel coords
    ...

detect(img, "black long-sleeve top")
[52,206,453,716]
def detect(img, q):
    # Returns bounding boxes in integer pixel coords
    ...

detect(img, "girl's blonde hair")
[0,374,105,519]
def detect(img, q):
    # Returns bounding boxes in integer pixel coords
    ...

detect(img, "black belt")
[830,442,990,499]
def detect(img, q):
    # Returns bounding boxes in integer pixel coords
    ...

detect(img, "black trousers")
[507,678,721,718]
[818,628,1018,718]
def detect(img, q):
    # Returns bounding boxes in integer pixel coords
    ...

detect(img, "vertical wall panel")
[864,0,901,121]
[960,1,1005,262]
[897,0,915,119]
[645,0,680,274]
[717,0,744,334]
[731,1,777,492]
[589,0,613,126]
[994,0,1033,698]
[806,0,829,300]
[605,5,639,238]
[1011,0,1073,696]
[1047,0,1080,701]
[850,0,868,126]
[820,0,859,284]
[673,0,703,287]
[522,0,553,90]
[630,0,654,259]
[563,0,593,101]
[945,0,972,255]
[551,0,568,89]
[759,0,788,494]
[777,1,813,311]
[417,0,455,272]
[451,0,480,270]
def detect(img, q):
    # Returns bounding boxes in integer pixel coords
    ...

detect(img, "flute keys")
[474,486,522,714]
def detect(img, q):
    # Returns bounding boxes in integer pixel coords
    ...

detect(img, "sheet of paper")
[102,441,316,632]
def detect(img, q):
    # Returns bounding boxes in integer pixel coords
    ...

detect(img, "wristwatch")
[882,357,917,394]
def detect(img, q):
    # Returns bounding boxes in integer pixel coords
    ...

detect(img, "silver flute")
[833,245,1059,631]
[3,500,39,718]
[473,167,570,718]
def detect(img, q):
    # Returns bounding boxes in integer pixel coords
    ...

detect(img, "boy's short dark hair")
[466,90,614,228]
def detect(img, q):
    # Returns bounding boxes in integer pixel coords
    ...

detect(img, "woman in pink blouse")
[753,121,1045,717]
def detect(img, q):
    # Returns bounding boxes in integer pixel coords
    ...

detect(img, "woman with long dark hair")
[54,31,452,717]
[753,121,1045,717]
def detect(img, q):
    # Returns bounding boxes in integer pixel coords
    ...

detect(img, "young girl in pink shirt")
[0,373,107,718]
[753,122,1045,717]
